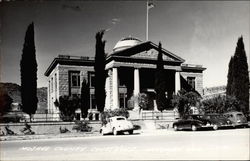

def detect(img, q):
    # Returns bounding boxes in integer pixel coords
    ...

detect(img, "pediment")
[131,48,176,61]
[110,41,185,63]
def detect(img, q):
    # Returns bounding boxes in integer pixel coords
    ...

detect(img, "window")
[90,94,96,109]
[55,73,57,92]
[70,71,80,87]
[89,72,95,87]
[117,118,125,120]
[51,77,53,92]
[187,77,195,90]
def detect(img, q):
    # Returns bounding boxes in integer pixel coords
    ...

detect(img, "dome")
[113,36,142,52]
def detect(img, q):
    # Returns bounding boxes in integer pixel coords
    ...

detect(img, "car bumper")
[233,123,248,127]
[117,127,134,132]
[200,125,213,128]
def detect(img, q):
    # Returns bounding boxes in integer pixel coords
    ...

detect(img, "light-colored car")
[100,116,134,135]
[223,111,248,128]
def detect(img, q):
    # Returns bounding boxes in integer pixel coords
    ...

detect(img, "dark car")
[202,113,233,130]
[223,111,248,128]
[173,114,214,131]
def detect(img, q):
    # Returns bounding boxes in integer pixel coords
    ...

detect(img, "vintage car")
[223,111,248,128]
[202,113,233,130]
[173,114,215,131]
[1,111,29,123]
[100,116,134,135]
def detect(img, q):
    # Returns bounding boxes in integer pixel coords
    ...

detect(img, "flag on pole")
[148,2,155,9]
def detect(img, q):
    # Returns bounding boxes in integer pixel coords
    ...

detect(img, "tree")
[172,89,201,118]
[154,42,167,112]
[233,36,249,113]
[20,22,38,121]
[81,79,90,119]
[226,36,249,114]
[0,91,13,115]
[94,30,107,112]
[226,56,234,96]
[55,95,80,121]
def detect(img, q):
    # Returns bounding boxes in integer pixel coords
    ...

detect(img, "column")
[48,80,50,113]
[104,71,111,110]
[112,68,119,109]
[175,71,181,94]
[134,68,140,110]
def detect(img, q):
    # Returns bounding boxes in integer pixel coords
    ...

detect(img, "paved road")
[1,128,249,160]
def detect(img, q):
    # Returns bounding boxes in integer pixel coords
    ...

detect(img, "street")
[1,128,249,160]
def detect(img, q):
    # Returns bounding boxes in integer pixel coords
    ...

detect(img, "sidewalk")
[0,129,173,141]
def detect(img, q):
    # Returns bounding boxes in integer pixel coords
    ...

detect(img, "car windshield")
[116,118,125,120]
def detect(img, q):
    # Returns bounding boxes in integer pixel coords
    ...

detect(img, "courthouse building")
[45,37,206,119]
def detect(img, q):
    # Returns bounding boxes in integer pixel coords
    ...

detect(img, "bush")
[202,95,241,114]
[101,108,129,125]
[72,121,92,132]
[138,93,150,111]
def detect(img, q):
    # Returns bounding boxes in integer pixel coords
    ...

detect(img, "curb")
[0,129,174,141]
[0,132,101,141]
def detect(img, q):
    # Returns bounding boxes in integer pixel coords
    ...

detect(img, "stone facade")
[45,38,206,120]
[180,71,203,95]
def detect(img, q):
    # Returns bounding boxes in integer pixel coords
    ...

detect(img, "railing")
[4,112,101,123]
[58,55,94,60]
[141,111,179,120]
[181,64,203,68]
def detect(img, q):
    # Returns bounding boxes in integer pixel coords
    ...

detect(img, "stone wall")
[180,72,203,95]
[47,64,94,113]
[0,122,101,135]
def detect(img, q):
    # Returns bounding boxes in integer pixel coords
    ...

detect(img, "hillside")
[0,82,47,113]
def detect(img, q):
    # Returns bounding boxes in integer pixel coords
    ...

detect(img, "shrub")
[72,121,92,132]
[202,95,241,114]
[138,93,150,111]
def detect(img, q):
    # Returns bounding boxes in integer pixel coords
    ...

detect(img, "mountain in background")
[0,82,47,113]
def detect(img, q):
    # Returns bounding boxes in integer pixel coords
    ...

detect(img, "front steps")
[129,110,179,130]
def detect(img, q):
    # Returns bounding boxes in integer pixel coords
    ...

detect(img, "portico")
[104,37,193,111]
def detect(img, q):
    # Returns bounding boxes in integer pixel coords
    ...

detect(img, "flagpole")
[146,1,148,41]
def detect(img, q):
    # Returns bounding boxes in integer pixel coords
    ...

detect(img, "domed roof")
[113,36,142,52]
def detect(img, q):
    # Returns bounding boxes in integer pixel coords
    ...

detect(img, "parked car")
[223,111,248,128]
[100,116,134,135]
[202,113,233,130]
[1,111,29,123]
[173,114,215,131]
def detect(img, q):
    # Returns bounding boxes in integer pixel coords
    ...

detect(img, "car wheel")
[113,128,118,135]
[128,130,133,135]
[213,124,218,130]
[191,125,197,131]
[173,125,178,131]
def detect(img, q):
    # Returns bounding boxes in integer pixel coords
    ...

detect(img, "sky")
[1,1,249,88]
